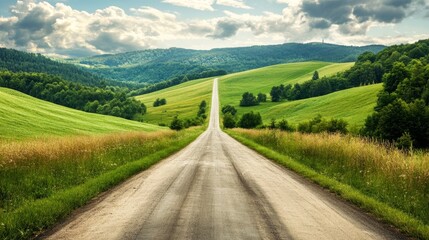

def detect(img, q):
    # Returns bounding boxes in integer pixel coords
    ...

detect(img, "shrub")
[169,115,184,131]
[222,105,237,115]
[257,93,267,102]
[223,113,236,128]
[238,111,262,129]
[153,98,167,107]
[239,92,259,106]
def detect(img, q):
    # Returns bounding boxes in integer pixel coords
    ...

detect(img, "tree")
[270,86,283,102]
[170,115,184,131]
[312,70,319,80]
[222,105,237,115]
[238,111,262,129]
[239,92,259,106]
[223,113,236,128]
[153,98,167,107]
[277,119,293,131]
[257,93,267,102]
[197,100,207,117]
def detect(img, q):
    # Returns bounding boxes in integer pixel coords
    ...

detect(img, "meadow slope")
[0,87,162,140]
[136,77,213,125]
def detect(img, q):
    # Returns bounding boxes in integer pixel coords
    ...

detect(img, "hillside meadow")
[0,87,162,141]
[136,77,213,125]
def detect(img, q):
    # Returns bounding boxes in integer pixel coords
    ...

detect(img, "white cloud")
[0,0,427,56]
[216,0,252,9]
[162,0,215,11]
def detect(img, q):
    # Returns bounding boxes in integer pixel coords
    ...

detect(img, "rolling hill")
[135,77,213,125]
[67,43,384,83]
[0,48,135,88]
[0,87,162,141]
[136,61,380,127]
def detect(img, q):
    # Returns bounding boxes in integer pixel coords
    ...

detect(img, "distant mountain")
[0,48,129,87]
[66,42,385,83]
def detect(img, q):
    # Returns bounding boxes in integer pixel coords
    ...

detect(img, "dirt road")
[45,78,402,239]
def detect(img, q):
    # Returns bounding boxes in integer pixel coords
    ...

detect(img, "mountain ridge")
[65,42,385,83]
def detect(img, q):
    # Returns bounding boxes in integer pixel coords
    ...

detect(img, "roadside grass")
[135,78,213,125]
[0,127,203,239]
[0,87,162,141]
[227,129,429,239]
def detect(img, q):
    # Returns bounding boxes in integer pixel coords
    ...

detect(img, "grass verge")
[0,128,203,239]
[227,129,429,239]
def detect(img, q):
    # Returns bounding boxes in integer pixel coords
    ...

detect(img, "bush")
[153,98,167,107]
[298,115,348,134]
[223,113,236,128]
[277,119,294,132]
[240,92,259,106]
[169,115,184,131]
[222,105,237,115]
[257,93,267,102]
[238,111,262,129]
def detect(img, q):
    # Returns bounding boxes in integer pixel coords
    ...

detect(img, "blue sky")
[0,0,428,57]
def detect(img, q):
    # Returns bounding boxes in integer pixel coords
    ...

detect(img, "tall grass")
[0,128,203,239]
[229,129,429,239]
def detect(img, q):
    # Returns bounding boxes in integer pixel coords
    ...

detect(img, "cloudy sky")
[0,0,428,57]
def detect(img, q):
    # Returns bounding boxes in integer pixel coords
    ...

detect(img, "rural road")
[45,78,403,240]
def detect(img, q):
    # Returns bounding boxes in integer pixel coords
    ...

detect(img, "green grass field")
[136,77,213,125]
[230,84,382,127]
[0,87,162,141]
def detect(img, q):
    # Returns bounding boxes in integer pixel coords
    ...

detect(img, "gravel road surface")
[45,78,403,240]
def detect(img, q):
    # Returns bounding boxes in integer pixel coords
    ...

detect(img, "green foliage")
[362,39,429,148]
[257,93,267,102]
[238,111,262,129]
[0,71,146,120]
[239,92,259,106]
[221,104,237,116]
[298,115,348,134]
[197,100,207,118]
[169,115,184,131]
[153,98,167,107]
[67,43,384,83]
[223,113,236,128]
[312,70,319,80]
[277,119,294,132]
[396,132,413,151]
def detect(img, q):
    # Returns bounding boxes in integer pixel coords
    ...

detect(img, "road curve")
[45,78,403,240]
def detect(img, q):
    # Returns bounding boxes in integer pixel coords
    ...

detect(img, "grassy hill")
[231,84,382,127]
[136,61,380,127]
[217,61,382,127]
[67,43,384,83]
[135,77,213,125]
[218,62,354,104]
[0,87,162,141]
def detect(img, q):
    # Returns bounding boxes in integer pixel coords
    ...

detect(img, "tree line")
[0,71,146,120]
[267,39,429,148]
